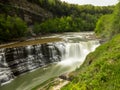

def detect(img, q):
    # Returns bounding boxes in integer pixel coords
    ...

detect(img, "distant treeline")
[33,16,96,34]
[0,0,114,42]
[29,0,114,34]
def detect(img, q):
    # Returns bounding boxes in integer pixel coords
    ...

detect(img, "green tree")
[95,2,120,39]
[111,2,120,36]
[95,14,113,39]
[0,14,27,42]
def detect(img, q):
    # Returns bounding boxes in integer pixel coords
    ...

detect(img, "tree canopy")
[0,0,114,42]
[0,14,27,42]
[95,2,120,39]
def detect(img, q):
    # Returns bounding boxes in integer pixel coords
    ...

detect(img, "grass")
[0,38,62,49]
[62,34,120,90]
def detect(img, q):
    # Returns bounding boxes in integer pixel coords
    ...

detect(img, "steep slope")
[95,2,120,40]
[62,34,120,90]
[0,0,53,24]
[62,2,120,90]
[0,0,113,25]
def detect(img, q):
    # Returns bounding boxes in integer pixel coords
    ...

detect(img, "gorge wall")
[0,0,53,24]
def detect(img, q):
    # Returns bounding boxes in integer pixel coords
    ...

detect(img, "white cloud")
[61,0,119,6]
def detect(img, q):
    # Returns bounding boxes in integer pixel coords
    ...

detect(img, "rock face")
[0,0,53,24]
[0,42,65,86]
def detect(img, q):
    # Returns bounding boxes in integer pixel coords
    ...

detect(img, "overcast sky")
[61,0,119,6]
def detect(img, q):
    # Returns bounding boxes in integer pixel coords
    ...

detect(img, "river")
[0,32,100,90]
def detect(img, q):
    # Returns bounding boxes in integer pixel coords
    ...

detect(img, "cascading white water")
[0,49,14,86]
[0,32,100,90]
[59,40,100,68]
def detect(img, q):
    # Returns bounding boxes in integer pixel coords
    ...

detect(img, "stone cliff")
[0,0,53,24]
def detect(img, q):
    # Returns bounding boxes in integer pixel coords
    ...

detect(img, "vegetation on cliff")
[62,34,120,90]
[31,0,113,35]
[62,2,120,90]
[0,0,113,42]
[0,14,27,42]
[95,2,120,39]
[33,16,91,34]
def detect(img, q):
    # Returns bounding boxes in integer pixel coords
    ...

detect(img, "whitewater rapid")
[0,32,100,90]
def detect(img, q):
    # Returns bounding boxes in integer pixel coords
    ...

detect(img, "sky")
[61,0,119,6]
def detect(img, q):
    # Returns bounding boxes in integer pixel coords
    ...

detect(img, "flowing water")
[0,32,100,90]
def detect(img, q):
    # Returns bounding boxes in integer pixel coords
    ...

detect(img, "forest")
[0,0,113,42]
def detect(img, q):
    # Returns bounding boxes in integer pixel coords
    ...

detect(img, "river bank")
[0,32,98,49]
[34,78,69,90]
[61,34,120,90]
[0,38,62,49]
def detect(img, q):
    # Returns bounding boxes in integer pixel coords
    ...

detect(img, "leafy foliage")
[111,2,120,36]
[95,2,120,39]
[0,14,27,42]
[33,16,93,34]
[29,0,113,35]
[28,0,113,17]
[0,0,114,42]
[62,34,120,90]
[95,14,113,39]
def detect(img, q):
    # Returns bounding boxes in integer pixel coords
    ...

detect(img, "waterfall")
[0,33,100,86]
[59,40,99,67]
[65,41,99,60]
[0,49,14,86]
[0,43,65,86]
